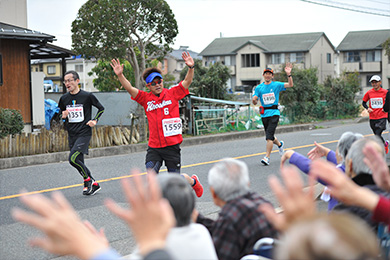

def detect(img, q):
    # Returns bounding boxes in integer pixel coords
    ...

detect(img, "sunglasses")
[148,79,163,86]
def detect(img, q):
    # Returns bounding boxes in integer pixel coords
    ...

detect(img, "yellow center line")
[0,132,375,201]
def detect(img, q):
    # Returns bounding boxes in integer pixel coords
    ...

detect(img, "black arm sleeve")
[90,93,105,122]
[362,100,368,109]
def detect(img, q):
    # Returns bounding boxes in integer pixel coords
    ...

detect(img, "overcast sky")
[27,0,390,53]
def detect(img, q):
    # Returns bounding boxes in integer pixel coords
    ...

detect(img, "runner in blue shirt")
[252,64,293,165]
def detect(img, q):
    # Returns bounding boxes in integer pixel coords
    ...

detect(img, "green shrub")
[0,108,24,138]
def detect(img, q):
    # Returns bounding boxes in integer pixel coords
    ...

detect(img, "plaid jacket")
[197,191,277,260]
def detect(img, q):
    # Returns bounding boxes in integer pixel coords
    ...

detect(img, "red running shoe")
[191,174,204,197]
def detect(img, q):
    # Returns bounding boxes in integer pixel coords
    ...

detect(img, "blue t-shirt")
[253,81,286,118]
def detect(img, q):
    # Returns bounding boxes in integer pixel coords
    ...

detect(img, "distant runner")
[59,70,104,195]
[111,52,204,197]
[252,64,293,166]
[362,74,389,153]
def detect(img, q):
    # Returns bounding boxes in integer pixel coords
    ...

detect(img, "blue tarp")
[44,99,60,130]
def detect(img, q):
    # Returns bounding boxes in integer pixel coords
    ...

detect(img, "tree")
[89,59,135,92]
[322,71,360,118]
[180,60,231,100]
[71,0,178,90]
[277,66,322,122]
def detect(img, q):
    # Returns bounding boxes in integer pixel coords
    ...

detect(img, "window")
[345,51,360,62]
[366,50,381,62]
[290,53,304,63]
[75,64,83,72]
[327,53,331,63]
[0,53,3,86]
[39,64,43,72]
[241,54,260,67]
[47,65,56,75]
[271,53,285,64]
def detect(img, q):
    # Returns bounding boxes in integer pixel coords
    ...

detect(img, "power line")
[300,0,390,17]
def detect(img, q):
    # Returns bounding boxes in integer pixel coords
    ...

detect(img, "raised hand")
[105,170,175,256]
[259,166,316,231]
[12,191,109,260]
[363,143,390,191]
[307,142,330,160]
[182,51,194,68]
[110,58,124,76]
[285,62,293,75]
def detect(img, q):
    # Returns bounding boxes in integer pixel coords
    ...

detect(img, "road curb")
[0,122,333,170]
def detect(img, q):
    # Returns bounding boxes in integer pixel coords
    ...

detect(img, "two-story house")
[159,46,201,84]
[337,29,390,94]
[200,32,335,91]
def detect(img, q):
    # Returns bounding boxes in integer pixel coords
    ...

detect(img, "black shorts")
[145,144,181,172]
[68,135,91,155]
[261,115,279,141]
[369,118,387,142]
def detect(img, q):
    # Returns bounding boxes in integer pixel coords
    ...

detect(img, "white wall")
[0,0,27,27]
[31,72,45,126]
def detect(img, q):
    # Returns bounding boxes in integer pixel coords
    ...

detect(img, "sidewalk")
[0,117,368,170]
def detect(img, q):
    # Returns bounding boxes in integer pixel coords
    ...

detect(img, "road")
[0,120,377,260]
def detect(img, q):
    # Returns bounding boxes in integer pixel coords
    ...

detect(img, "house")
[159,46,201,84]
[32,56,99,92]
[199,32,336,91]
[0,22,74,131]
[336,29,390,93]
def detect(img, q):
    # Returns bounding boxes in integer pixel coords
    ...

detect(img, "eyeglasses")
[63,78,75,84]
[148,79,163,86]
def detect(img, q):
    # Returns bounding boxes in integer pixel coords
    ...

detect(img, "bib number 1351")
[162,118,182,137]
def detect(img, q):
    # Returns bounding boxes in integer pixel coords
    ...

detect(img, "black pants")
[68,135,93,180]
[145,144,181,173]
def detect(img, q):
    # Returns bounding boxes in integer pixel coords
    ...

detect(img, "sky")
[27,0,390,53]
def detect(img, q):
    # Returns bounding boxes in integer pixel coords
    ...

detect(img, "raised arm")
[181,52,195,90]
[284,62,293,88]
[110,59,139,98]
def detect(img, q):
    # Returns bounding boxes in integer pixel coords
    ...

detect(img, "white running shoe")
[278,141,285,156]
[261,156,270,166]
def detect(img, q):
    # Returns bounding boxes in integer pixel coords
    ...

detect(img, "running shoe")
[385,140,389,154]
[261,156,270,166]
[83,177,93,195]
[278,141,285,156]
[89,182,101,196]
[191,174,204,197]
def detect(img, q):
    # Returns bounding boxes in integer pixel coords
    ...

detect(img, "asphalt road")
[0,120,377,260]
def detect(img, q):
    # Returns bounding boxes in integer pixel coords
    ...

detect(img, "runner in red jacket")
[111,52,203,197]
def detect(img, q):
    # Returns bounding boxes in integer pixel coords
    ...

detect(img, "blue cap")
[145,72,162,84]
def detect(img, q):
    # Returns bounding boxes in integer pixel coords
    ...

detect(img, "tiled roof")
[200,32,331,56]
[0,22,54,42]
[169,47,201,60]
[337,29,390,51]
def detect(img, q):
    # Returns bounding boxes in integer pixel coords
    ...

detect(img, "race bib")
[371,98,383,109]
[162,118,182,137]
[262,93,276,105]
[67,105,84,123]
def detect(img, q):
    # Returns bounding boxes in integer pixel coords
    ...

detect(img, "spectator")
[276,213,380,260]
[129,174,217,260]
[12,171,175,260]
[260,165,380,260]
[194,158,277,260]
[328,136,388,228]
[311,142,390,226]
[281,132,363,210]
